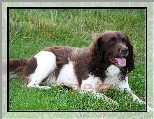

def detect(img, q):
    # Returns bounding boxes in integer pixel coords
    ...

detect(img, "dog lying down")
[9,31,153,111]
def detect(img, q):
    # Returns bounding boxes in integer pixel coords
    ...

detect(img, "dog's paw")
[27,84,51,90]
[40,86,51,90]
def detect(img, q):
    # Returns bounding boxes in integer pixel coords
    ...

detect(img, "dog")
[9,31,152,111]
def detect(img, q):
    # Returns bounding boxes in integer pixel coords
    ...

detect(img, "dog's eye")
[122,38,127,45]
[109,40,116,45]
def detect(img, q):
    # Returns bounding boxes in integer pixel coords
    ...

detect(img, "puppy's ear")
[125,35,135,72]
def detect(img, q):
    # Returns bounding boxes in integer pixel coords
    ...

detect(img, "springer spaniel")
[9,31,152,110]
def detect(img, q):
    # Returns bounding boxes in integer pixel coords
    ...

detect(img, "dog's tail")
[9,59,28,78]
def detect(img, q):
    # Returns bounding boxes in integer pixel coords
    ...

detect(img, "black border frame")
[7,7,147,112]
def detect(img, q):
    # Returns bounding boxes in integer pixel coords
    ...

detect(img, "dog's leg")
[117,76,154,112]
[117,76,144,104]
[27,51,56,90]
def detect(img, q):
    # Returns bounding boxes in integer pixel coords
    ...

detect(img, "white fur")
[81,75,100,92]
[56,60,78,90]
[116,76,131,91]
[27,51,56,90]
[104,65,121,85]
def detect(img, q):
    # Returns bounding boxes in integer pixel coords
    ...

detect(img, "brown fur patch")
[9,59,28,76]
[25,57,37,76]
[73,48,91,87]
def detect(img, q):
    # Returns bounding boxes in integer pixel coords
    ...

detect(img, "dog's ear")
[91,34,105,59]
[93,36,103,57]
[125,35,135,73]
[89,34,109,78]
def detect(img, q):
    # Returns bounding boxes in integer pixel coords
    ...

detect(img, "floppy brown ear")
[89,34,110,78]
[93,36,104,59]
[125,35,135,73]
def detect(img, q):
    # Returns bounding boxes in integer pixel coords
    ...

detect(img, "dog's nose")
[120,47,128,56]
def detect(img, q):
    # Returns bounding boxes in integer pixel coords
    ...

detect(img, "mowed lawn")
[9,8,146,111]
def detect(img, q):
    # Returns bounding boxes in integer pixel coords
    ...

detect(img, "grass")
[9,8,146,111]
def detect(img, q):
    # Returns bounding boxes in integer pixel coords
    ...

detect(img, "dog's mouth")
[109,56,126,67]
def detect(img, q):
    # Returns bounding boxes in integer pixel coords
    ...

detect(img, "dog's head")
[89,31,135,78]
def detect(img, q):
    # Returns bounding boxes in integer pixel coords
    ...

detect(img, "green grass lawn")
[9,8,146,111]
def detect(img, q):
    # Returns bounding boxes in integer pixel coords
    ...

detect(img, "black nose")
[120,47,128,56]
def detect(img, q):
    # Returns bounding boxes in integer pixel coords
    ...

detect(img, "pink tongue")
[115,58,126,67]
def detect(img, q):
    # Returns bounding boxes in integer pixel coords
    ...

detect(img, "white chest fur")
[104,65,121,85]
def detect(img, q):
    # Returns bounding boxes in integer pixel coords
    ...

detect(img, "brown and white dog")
[9,31,151,110]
